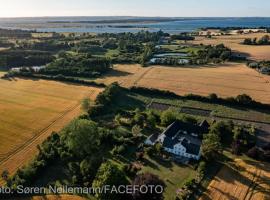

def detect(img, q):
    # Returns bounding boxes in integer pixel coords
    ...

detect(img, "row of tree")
[243,35,270,45]
[0,50,53,70]
[40,53,111,77]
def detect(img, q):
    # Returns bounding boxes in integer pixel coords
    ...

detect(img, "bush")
[160,109,177,126]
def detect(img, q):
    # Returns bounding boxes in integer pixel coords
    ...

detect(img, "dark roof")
[182,139,201,155]
[162,120,202,155]
[148,133,159,143]
[163,120,206,137]
[163,137,179,149]
[199,120,210,130]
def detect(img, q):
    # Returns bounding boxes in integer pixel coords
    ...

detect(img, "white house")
[10,66,45,73]
[145,120,209,160]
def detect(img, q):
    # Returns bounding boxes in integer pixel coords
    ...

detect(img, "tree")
[243,38,252,45]
[180,115,197,124]
[133,111,145,127]
[154,143,163,155]
[235,94,253,105]
[160,109,177,126]
[132,125,142,137]
[146,110,157,128]
[201,133,222,160]
[92,162,128,200]
[140,44,154,66]
[80,157,102,185]
[208,93,218,101]
[1,170,9,182]
[81,98,91,112]
[61,119,101,157]
[209,121,234,145]
[132,173,165,200]
[258,35,270,45]
[197,161,206,181]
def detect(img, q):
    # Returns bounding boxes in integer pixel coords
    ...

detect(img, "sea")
[0,17,269,34]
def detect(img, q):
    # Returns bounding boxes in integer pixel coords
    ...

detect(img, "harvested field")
[97,63,270,104]
[0,77,102,181]
[190,33,270,61]
[199,159,270,200]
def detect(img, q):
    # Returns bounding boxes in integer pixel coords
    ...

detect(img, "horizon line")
[0,15,270,19]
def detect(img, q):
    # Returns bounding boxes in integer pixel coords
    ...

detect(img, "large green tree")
[61,119,101,157]
[92,162,128,200]
[201,132,222,160]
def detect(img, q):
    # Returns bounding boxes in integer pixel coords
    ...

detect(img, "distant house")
[158,36,170,44]
[10,66,45,73]
[145,120,209,160]
[199,29,223,36]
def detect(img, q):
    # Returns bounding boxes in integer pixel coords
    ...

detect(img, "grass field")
[0,75,102,181]
[199,159,270,200]
[189,33,270,61]
[92,63,270,104]
[141,156,196,200]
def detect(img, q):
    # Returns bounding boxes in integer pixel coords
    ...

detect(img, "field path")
[0,89,100,185]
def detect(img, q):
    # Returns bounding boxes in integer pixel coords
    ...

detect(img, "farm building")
[10,66,45,72]
[145,120,209,160]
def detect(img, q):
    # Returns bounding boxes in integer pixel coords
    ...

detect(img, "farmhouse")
[10,66,45,72]
[198,29,223,36]
[145,120,209,160]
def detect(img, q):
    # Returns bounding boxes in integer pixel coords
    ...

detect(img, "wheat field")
[95,63,270,103]
[0,75,102,179]
[199,159,270,200]
[190,33,270,61]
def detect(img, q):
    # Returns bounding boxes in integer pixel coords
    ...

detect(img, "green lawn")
[105,49,120,58]
[141,156,196,200]
[160,43,204,54]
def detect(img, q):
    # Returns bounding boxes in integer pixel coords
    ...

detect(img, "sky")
[0,0,269,18]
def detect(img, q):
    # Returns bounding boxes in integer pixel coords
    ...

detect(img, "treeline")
[0,28,33,38]
[0,50,54,70]
[4,72,106,88]
[247,61,270,69]
[196,44,232,62]
[17,40,72,52]
[40,53,111,77]
[247,61,270,75]
[129,86,270,110]
[99,30,169,43]
[243,35,270,45]
[88,82,122,117]
[170,34,195,41]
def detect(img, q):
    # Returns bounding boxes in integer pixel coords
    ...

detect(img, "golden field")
[0,75,102,181]
[190,33,270,61]
[199,159,270,200]
[94,63,270,103]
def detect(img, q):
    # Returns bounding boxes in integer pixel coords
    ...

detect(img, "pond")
[153,53,188,57]
[150,58,189,64]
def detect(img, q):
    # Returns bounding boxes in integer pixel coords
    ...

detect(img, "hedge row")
[129,86,270,110]
[6,72,106,88]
